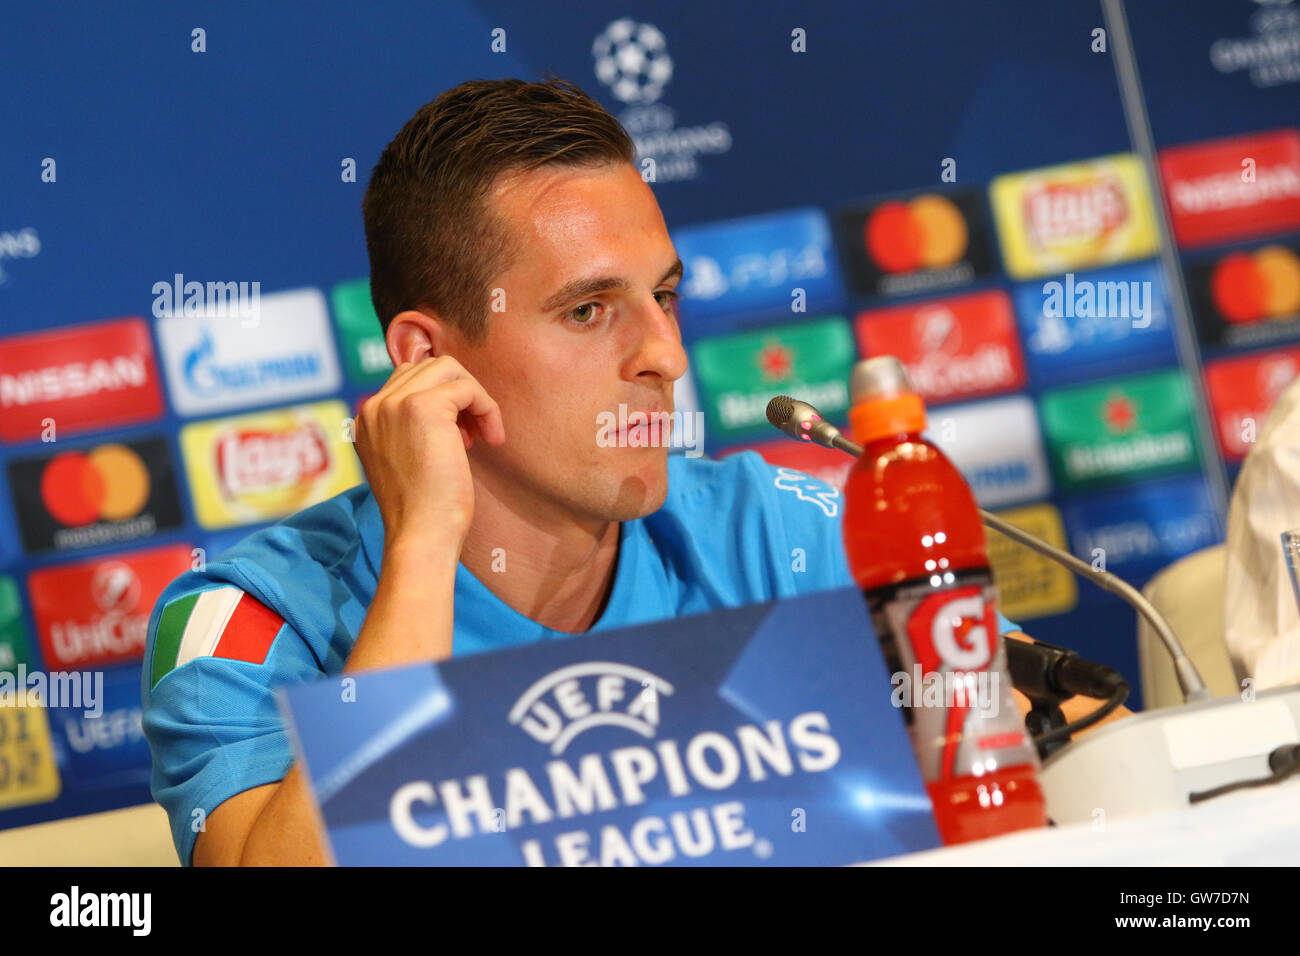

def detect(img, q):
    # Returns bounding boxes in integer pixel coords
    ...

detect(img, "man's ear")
[386,309,456,366]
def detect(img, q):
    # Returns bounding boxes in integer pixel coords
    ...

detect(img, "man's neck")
[457,473,622,634]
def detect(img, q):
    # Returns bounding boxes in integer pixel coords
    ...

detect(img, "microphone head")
[765,395,797,430]
[765,395,843,449]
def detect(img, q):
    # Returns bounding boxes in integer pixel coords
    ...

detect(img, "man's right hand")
[353,355,506,550]
[204,356,506,866]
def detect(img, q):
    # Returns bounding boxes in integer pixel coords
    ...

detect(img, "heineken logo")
[1102,394,1138,433]
[1064,431,1193,480]
[692,317,854,440]
[757,342,794,381]
[1041,370,1199,490]
[717,379,848,431]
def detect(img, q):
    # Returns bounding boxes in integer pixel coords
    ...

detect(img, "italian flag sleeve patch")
[151,587,287,690]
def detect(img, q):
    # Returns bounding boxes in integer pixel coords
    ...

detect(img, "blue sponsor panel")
[0,466,19,568]
[1012,260,1179,386]
[155,287,342,417]
[672,209,845,337]
[282,588,943,867]
[926,396,1052,509]
[47,663,152,791]
[1062,474,1222,597]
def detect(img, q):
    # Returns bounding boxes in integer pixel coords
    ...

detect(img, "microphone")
[765,394,1212,703]
[764,396,859,456]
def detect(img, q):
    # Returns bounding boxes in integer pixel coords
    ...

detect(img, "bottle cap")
[850,355,916,403]
[848,356,927,443]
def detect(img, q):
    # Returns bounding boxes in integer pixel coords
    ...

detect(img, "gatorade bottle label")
[866,570,1040,782]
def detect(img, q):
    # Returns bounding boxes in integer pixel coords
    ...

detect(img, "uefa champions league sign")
[279,588,942,866]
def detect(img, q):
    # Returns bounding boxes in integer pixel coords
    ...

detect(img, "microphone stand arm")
[830,434,1212,703]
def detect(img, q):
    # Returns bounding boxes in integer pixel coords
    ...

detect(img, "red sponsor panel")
[28,543,195,670]
[0,317,165,443]
[854,290,1027,404]
[721,439,853,490]
[1204,347,1300,461]
[1159,129,1300,249]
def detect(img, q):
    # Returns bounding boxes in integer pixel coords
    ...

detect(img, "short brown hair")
[362,77,637,344]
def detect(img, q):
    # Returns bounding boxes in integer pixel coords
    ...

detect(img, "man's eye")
[568,303,599,325]
[656,290,681,316]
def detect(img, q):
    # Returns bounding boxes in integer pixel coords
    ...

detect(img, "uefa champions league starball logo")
[592,18,674,104]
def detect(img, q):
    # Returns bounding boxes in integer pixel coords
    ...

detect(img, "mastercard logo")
[864,195,969,273]
[39,444,151,527]
[1211,246,1300,324]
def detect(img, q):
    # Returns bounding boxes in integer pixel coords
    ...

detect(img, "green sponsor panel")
[691,316,856,445]
[1040,368,1201,492]
[0,575,33,675]
[331,278,394,387]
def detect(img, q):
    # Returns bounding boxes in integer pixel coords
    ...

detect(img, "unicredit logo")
[49,606,147,666]
[908,344,1015,399]
[92,562,140,612]
[509,663,675,755]
[856,291,1025,404]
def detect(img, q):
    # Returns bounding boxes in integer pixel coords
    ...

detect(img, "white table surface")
[871,776,1300,865]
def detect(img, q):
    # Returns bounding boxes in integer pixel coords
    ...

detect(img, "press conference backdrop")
[1,0,1298,829]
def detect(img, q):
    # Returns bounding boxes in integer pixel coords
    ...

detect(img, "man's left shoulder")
[666,451,843,520]
[662,452,851,596]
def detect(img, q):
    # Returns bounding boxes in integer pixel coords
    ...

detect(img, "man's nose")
[628,295,689,383]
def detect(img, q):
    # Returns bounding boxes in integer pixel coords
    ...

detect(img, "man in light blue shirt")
[142,78,1028,867]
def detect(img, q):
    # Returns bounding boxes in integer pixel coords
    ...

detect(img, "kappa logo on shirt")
[773,468,840,518]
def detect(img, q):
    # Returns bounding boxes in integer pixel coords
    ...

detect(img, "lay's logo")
[990,154,1160,279]
[180,400,361,529]
[216,423,330,498]
[1022,179,1128,247]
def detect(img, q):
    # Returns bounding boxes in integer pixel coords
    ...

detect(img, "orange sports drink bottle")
[840,356,1047,844]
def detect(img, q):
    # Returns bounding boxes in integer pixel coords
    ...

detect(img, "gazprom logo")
[156,287,342,416]
[509,663,674,755]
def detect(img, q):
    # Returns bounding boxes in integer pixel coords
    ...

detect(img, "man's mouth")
[612,406,673,444]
